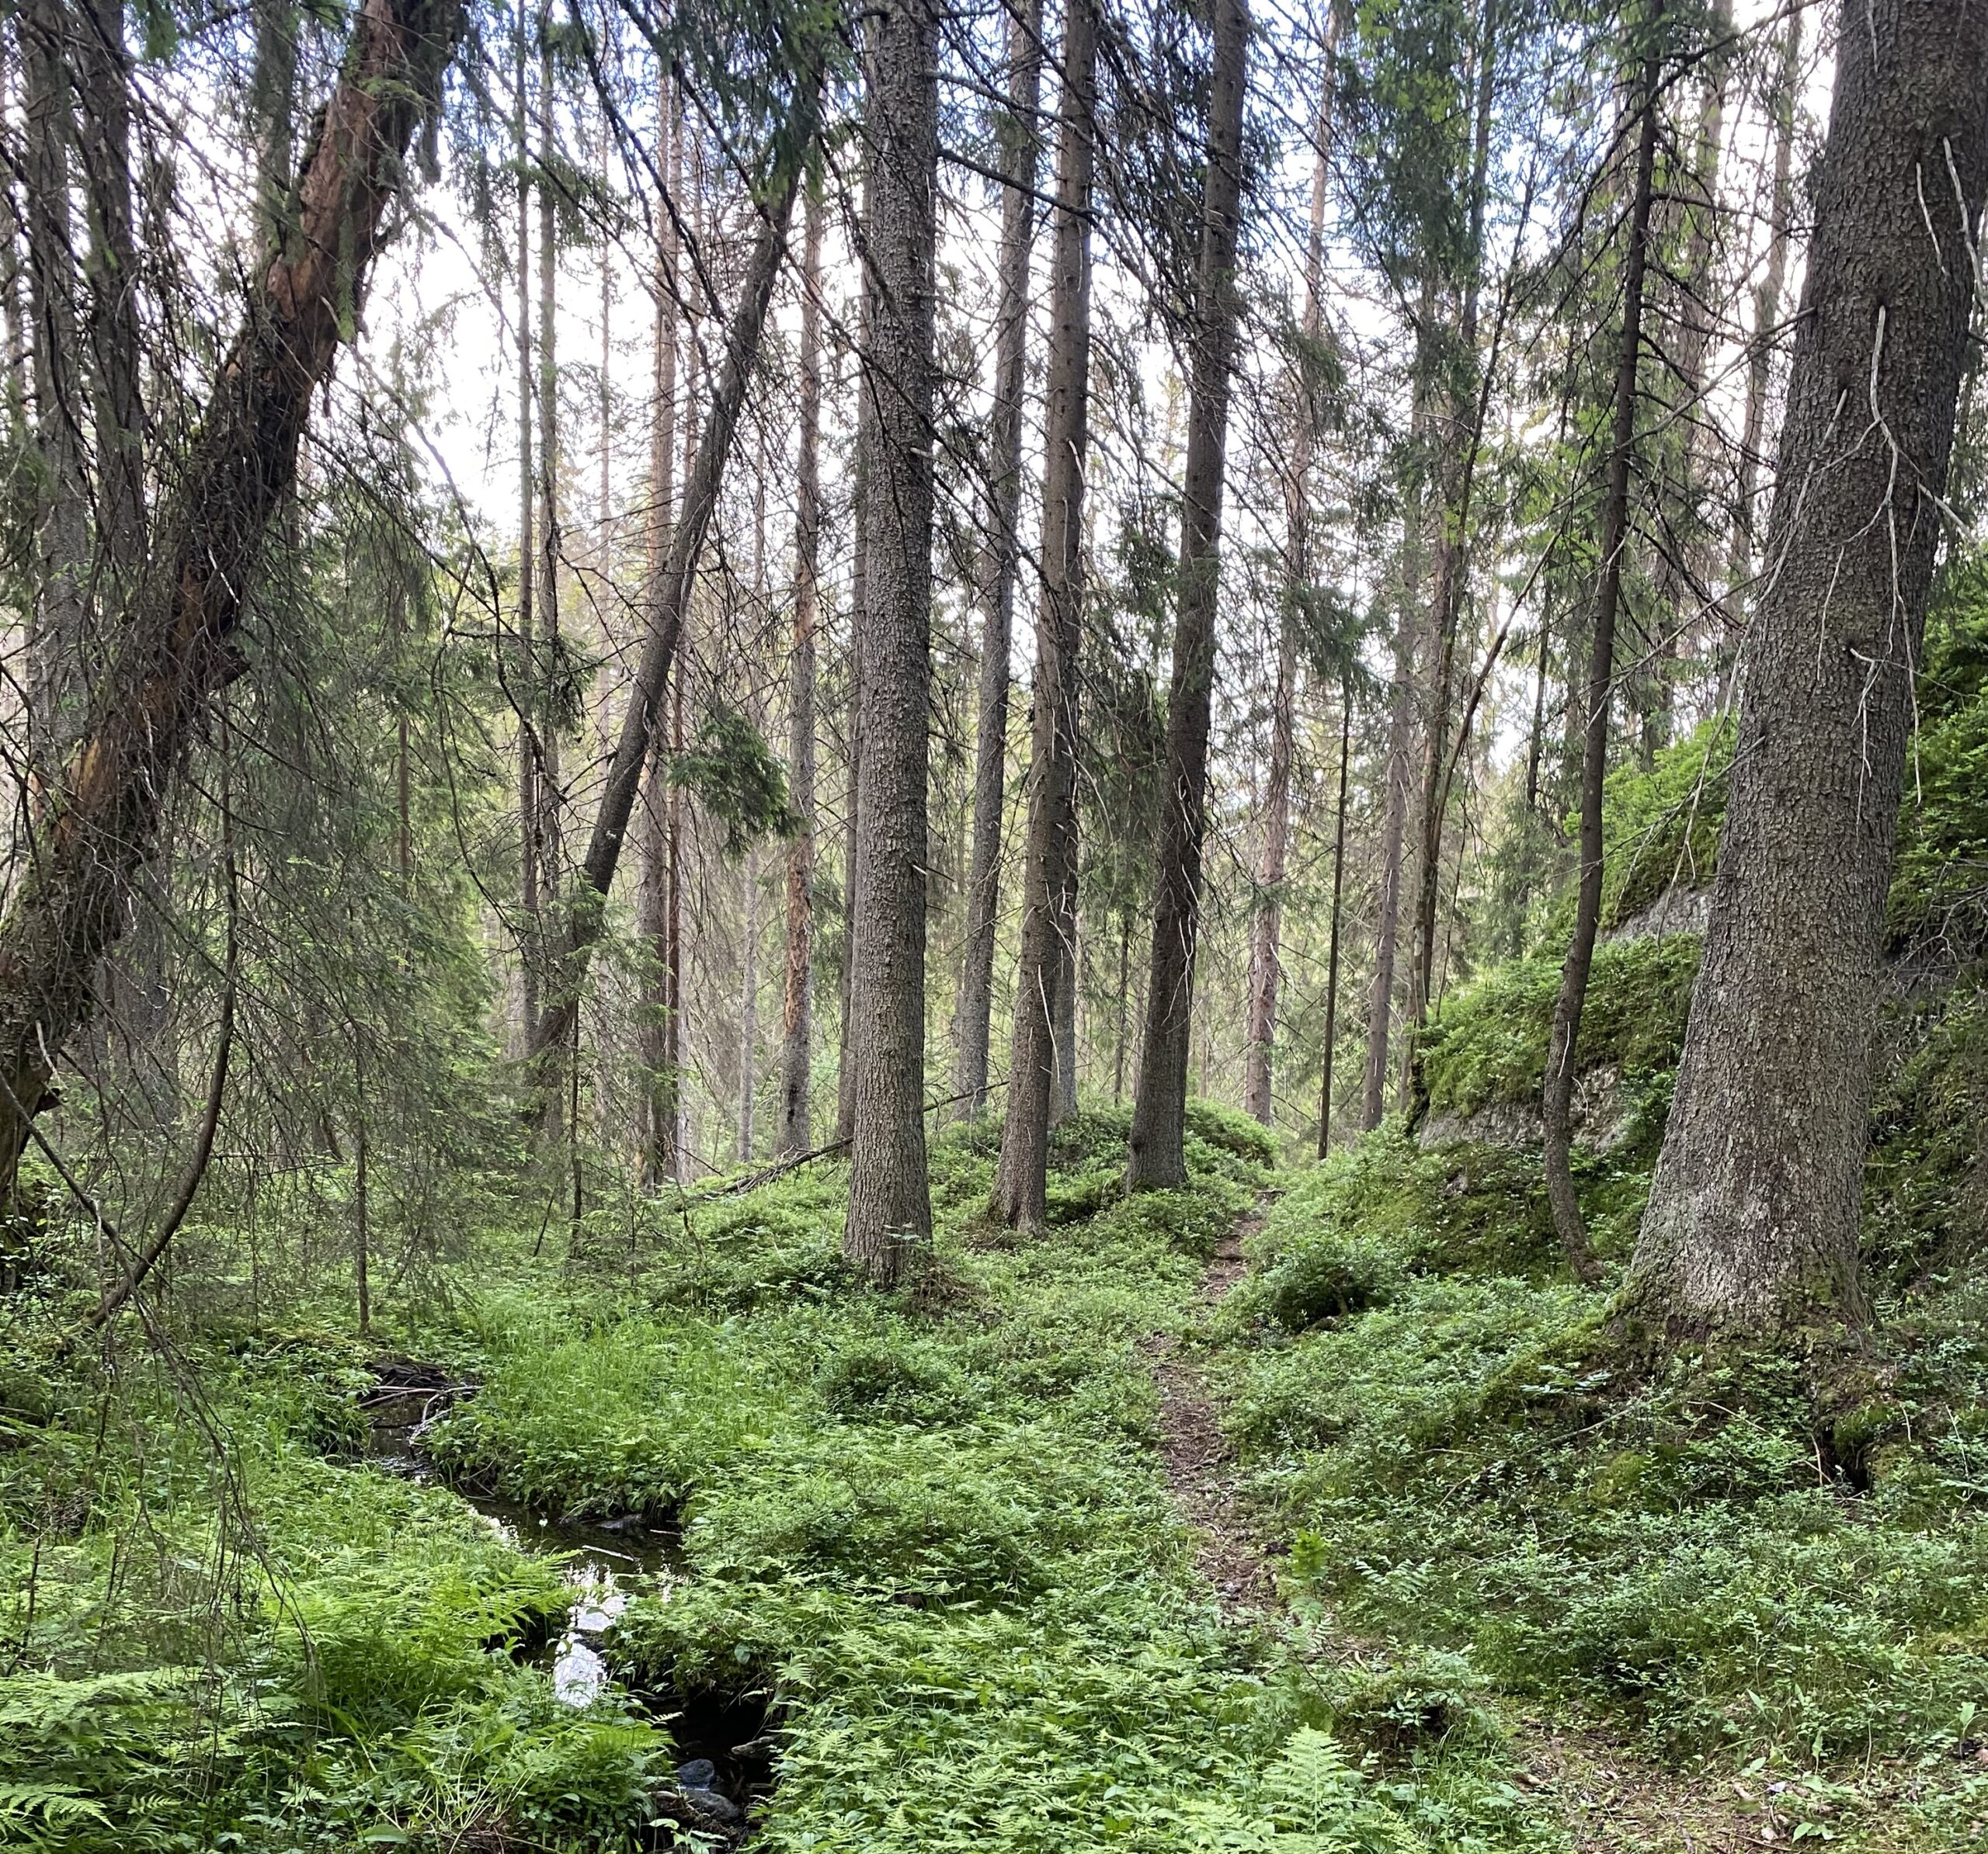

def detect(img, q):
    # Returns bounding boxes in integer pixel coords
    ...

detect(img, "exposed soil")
[1152,1203,1278,1615]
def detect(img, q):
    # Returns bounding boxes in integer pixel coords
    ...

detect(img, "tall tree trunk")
[75,0,145,599]
[639,85,680,1189]
[843,0,939,1282]
[534,2,565,1130]
[1628,0,1988,1339]
[1540,13,1663,1286]
[994,0,1096,1229]
[1643,0,1729,756]
[0,0,463,1200]
[19,0,89,776]
[524,75,821,1085]
[1316,688,1351,1157]
[955,0,1044,1116]
[1722,2,1802,684]
[1405,0,1498,1070]
[779,185,823,1158]
[1246,2,1342,1129]
[1361,322,1430,1131]
[739,849,758,1161]
[513,4,540,1046]
[1126,0,1249,1191]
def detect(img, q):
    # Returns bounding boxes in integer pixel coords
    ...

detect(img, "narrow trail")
[1152,1198,1778,1854]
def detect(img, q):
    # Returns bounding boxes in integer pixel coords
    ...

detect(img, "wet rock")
[683,1786,743,1827]
[674,1759,718,1790]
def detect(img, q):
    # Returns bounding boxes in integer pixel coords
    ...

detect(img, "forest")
[3,0,1988,1845]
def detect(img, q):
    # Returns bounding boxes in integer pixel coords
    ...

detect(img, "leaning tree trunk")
[0,0,464,1202]
[1626,0,1988,1340]
[994,0,1097,1231]
[524,70,821,1088]
[842,0,940,1283]
[778,184,823,1158]
[1126,0,1249,1192]
[1539,14,1662,1288]
[955,0,1044,1116]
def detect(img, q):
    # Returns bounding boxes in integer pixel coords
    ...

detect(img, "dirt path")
[1152,1198,1786,1854]
[1152,1203,1277,1615]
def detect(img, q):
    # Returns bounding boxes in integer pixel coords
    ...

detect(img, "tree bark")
[19,0,89,776]
[842,0,939,1283]
[1541,12,1663,1286]
[513,4,541,1047]
[955,0,1044,1116]
[779,184,823,1158]
[994,0,1096,1229]
[1126,0,1249,1191]
[0,0,464,1200]
[1627,0,1988,1339]
[1316,688,1351,1157]
[525,74,820,1085]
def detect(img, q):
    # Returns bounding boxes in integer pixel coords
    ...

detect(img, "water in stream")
[356,1367,680,1707]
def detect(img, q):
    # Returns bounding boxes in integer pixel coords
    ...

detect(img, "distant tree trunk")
[513,5,541,1046]
[249,0,297,241]
[1246,2,1342,1130]
[1361,332,1430,1131]
[1541,15,1662,1286]
[1316,689,1351,1157]
[994,0,1096,1229]
[1722,2,1802,692]
[956,0,1044,1116]
[843,0,939,1282]
[523,76,820,1088]
[1405,0,1496,1068]
[1628,0,1988,1340]
[1126,0,1249,1191]
[534,2,565,1130]
[639,86,680,1189]
[0,0,463,1203]
[779,185,823,1158]
[739,849,758,1161]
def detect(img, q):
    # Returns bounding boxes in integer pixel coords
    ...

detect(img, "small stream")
[356,1367,681,1706]
[353,1363,775,1838]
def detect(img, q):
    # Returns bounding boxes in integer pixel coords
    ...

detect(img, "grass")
[1212,1109,1988,1847]
[0,1098,1564,1852]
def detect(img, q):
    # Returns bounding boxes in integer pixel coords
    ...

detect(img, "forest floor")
[1156,1193,1944,1854]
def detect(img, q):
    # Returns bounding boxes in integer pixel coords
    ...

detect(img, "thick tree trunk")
[1361,589,1414,1129]
[0,0,463,1199]
[533,4,565,1130]
[779,186,823,1159]
[1541,18,1662,1287]
[955,0,1044,1116]
[1126,0,1249,1192]
[525,76,819,1085]
[1628,0,1988,1338]
[994,0,1096,1229]
[842,0,939,1283]
[1316,689,1351,1157]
